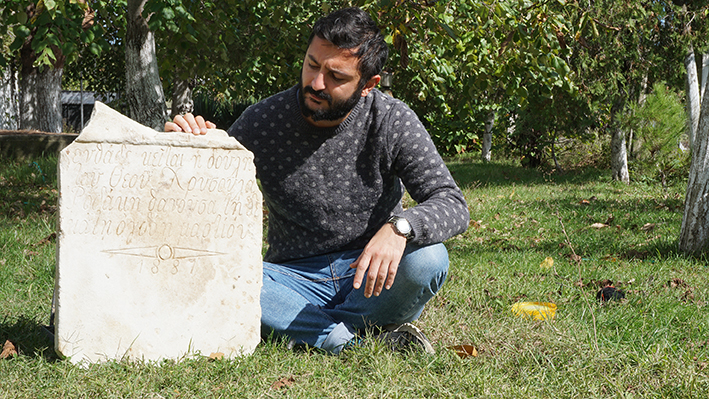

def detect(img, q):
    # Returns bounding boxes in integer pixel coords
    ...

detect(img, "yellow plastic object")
[511,302,557,320]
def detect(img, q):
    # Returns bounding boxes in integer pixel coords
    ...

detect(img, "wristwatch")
[387,216,414,240]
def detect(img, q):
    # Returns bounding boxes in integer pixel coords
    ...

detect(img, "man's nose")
[310,70,326,92]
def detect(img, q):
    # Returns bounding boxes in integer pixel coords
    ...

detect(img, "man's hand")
[164,113,216,135]
[350,223,407,298]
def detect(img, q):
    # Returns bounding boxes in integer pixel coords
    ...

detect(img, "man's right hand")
[164,113,216,135]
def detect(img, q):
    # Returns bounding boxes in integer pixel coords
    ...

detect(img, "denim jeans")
[261,243,449,353]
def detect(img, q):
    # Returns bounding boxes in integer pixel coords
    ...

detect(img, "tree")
[125,0,167,130]
[369,0,575,158]
[680,85,709,254]
[1,1,102,132]
[677,0,709,254]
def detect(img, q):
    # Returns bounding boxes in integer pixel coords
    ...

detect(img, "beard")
[299,78,365,122]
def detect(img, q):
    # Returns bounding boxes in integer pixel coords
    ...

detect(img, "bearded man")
[166,7,469,354]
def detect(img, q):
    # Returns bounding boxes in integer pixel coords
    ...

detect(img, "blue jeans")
[261,243,449,353]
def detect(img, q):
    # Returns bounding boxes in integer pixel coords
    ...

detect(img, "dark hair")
[308,7,389,84]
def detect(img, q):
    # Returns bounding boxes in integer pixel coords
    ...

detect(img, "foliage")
[0,0,109,69]
[618,82,688,185]
[192,90,252,130]
[62,1,127,102]
[368,0,575,155]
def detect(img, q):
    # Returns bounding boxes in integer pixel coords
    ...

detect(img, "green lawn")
[1,154,708,398]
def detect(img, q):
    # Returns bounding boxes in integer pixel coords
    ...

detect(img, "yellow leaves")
[540,256,553,270]
[511,302,557,320]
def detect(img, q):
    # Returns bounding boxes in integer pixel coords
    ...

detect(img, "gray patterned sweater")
[228,85,469,263]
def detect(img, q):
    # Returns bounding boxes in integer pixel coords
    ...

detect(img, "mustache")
[303,85,332,102]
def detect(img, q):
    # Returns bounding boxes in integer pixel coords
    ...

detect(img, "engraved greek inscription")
[141,147,184,168]
[108,166,151,190]
[77,171,103,188]
[192,154,202,169]
[186,176,244,195]
[206,152,243,172]
[224,196,243,217]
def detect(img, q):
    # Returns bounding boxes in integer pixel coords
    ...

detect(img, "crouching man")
[166,7,469,354]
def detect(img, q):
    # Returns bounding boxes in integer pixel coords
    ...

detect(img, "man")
[166,7,469,354]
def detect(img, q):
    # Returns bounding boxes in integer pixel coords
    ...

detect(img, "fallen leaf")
[590,223,608,229]
[271,376,296,390]
[208,352,224,361]
[669,278,688,289]
[1,340,17,359]
[449,344,478,359]
[682,289,695,302]
[34,232,57,246]
[641,223,656,232]
[540,256,554,270]
[580,199,591,205]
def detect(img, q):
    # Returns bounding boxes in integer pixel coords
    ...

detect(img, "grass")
[2,153,709,398]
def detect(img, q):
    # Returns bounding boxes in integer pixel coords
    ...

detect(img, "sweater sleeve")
[386,102,470,244]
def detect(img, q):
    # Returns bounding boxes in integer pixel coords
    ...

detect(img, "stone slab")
[55,102,262,364]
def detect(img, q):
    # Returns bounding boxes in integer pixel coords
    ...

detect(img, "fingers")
[350,252,398,298]
[351,252,369,291]
[164,113,214,135]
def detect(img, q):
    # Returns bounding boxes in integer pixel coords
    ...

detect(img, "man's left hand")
[350,223,407,298]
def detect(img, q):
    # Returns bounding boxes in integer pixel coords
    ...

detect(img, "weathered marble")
[55,102,262,364]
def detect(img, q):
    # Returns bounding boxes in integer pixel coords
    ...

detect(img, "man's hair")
[308,7,389,84]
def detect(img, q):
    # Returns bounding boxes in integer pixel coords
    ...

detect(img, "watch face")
[395,218,412,235]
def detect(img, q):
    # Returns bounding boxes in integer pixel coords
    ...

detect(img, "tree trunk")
[686,44,701,149]
[679,85,709,254]
[701,53,709,101]
[125,0,167,130]
[0,63,20,130]
[481,110,495,162]
[610,126,629,183]
[629,73,649,159]
[170,78,194,119]
[19,39,64,133]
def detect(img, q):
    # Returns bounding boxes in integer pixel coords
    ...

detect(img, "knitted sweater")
[227,85,469,263]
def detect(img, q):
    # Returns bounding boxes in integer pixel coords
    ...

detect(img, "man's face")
[299,36,375,127]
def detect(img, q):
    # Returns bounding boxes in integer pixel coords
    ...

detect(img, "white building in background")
[0,64,19,130]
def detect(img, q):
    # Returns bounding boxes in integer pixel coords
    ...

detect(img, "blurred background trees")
[1,0,709,250]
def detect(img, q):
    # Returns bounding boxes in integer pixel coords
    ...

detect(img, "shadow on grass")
[0,155,58,220]
[0,316,59,361]
[446,158,609,189]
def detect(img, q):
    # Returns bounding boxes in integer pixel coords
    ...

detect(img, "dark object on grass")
[597,286,625,302]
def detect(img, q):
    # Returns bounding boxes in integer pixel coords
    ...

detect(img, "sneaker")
[376,323,435,354]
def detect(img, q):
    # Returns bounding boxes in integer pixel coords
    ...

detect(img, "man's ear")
[360,75,381,97]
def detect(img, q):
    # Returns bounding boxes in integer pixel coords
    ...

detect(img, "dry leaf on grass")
[641,223,656,232]
[590,223,609,229]
[271,376,296,390]
[1,340,18,359]
[449,344,478,358]
[34,232,56,246]
[540,257,554,270]
[208,352,224,361]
